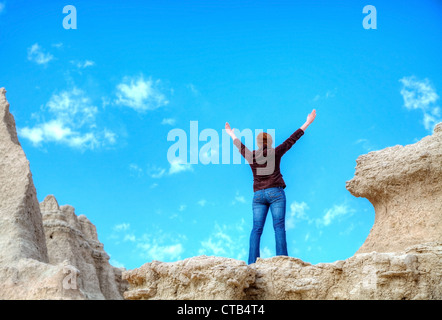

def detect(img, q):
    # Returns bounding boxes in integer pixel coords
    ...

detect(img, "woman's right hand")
[301,109,317,131]
[225,122,236,139]
[225,122,234,135]
[306,109,316,125]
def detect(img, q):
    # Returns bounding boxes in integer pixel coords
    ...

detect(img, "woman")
[225,109,316,264]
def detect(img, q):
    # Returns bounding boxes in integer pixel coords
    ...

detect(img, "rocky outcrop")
[346,123,442,253]
[123,256,255,300]
[123,122,442,300]
[41,195,127,299]
[124,243,442,300]
[0,88,125,299]
[248,242,441,300]
[0,87,48,265]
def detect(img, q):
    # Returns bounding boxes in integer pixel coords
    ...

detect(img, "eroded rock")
[0,88,125,299]
[0,87,48,264]
[123,256,255,300]
[346,123,442,253]
[123,243,442,300]
[41,195,127,299]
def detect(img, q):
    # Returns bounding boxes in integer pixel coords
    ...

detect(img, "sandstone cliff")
[346,123,442,253]
[123,243,441,300]
[0,88,125,299]
[41,195,127,299]
[123,123,442,300]
[0,87,48,265]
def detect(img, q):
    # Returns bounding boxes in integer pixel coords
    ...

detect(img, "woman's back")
[233,128,305,192]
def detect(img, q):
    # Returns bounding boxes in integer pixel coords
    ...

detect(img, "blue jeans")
[249,187,288,264]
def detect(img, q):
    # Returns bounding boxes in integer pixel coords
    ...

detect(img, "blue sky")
[1,0,441,269]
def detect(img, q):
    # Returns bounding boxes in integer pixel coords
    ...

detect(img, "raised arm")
[276,109,317,156]
[225,122,237,140]
[225,122,253,163]
[301,109,316,131]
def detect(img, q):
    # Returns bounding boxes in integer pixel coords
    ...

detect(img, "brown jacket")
[233,128,304,192]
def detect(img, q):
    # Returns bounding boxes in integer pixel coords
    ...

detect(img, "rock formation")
[346,123,442,253]
[0,87,48,265]
[41,195,127,299]
[0,88,125,299]
[123,123,442,300]
[124,243,441,300]
[123,256,255,300]
[248,242,441,300]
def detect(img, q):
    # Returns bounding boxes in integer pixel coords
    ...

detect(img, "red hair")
[257,132,273,148]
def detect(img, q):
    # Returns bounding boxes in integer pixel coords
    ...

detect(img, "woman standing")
[225,109,316,264]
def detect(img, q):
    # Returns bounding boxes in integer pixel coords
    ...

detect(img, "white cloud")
[46,88,98,125]
[316,204,353,227]
[286,201,354,231]
[260,246,272,259]
[161,118,176,125]
[71,60,95,68]
[115,75,169,112]
[109,259,125,269]
[18,87,116,150]
[109,222,136,245]
[197,199,207,207]
[123,234,136,242]
[286,201,310,230]
[137,232,185,262]
[19,126,44,144]
[148,165,166,178]
[178,204,187,212]
[187,83,200,96]
[231,191,246,205]
[27,43,53,65]
[355,138,375,152]
[19,119,99,149]
[113,223,130,232]
[0,2,5,14]
[198,220,248,260]
[103,129,116,144]
[142,243,183,261]
[312,88,337,102]
[131,159,193,180]
[169,159,193,174]
[399,76,441,131]
[111,222,186,261]
[129,163,144,177]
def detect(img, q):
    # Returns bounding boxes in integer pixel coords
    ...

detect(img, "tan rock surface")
[346,123,442,253]
[41,195,127,299]
[0,87,48,264]
[123,242,442,300]
[248,242,441,300]
[123,256,255,300]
